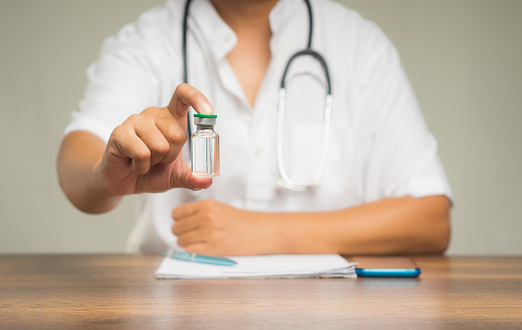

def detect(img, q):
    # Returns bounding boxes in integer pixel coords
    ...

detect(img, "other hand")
[172,200,270,256]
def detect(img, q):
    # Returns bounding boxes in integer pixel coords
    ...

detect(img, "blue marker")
[163,250,237,267]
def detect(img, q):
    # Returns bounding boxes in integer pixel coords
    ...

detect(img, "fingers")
[176,228,208,248]
[152,111,187,165]
[103,84,215,192]
[183,175,213,190]
[172,200,219,248]
[115,109,186,172]
[173,210,208,248]
[114,83,213,171]
[172,200,203,220]
[110,124,152,175]
[167,83,213,125]
[133,120,171,167]
[172,209,199,236]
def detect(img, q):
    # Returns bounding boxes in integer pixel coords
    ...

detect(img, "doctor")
[57,0,452,255]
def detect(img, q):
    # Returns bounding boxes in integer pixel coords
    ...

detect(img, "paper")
[155,254,356,279]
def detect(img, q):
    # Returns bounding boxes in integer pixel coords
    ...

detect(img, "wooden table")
[1,255,521,328]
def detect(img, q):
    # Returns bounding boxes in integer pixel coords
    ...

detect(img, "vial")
[191,114,220,177]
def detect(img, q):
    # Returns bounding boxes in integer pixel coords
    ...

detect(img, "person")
[57,0,452,256]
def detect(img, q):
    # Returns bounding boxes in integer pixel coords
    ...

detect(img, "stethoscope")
[182,0,332,191]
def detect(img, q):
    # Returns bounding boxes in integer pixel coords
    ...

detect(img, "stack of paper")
[155,254,356,279]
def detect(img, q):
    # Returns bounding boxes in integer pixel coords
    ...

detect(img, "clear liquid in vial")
[191,127,220,177]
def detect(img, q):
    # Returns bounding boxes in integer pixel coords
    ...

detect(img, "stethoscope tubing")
[182,0,333,191]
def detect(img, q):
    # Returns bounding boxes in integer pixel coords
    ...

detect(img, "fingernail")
[199,102,213,114]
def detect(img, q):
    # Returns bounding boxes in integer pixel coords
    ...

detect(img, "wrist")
[88,158,123,212]
[247,211,291,254]
[252,212,340,254]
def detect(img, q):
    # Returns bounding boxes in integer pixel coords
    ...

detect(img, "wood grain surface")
[0,255,521,329]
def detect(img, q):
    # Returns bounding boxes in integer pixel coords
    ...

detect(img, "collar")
[189,0,299,61]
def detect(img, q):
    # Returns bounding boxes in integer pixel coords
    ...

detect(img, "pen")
[163,250,237,267]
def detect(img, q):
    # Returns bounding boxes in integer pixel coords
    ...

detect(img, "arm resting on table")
[267,195,450,255]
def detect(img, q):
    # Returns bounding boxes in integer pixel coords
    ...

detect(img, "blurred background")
[0,0,521,255]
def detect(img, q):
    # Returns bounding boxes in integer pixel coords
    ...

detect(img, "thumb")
[170,157,213,190]
[167,83,213,128]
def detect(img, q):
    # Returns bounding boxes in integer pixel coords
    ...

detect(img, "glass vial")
[191,114,220,177]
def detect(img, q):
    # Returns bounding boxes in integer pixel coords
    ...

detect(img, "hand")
[96,83,214,196]
[171,200,270,256]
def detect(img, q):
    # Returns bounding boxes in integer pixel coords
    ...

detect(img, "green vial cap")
[194,114,217,118]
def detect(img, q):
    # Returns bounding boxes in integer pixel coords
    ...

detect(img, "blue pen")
[163,250,237,267]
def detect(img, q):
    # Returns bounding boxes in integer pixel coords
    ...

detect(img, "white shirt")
[64,0,453,253]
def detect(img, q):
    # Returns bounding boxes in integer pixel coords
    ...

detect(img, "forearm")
[57,131,122,214]
[259,195,450,255]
